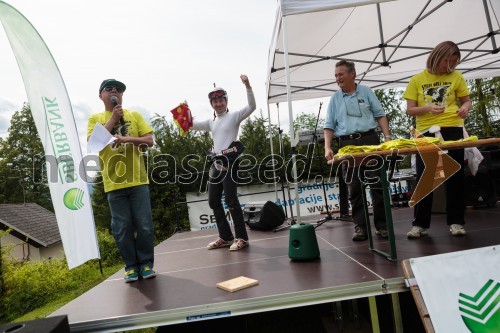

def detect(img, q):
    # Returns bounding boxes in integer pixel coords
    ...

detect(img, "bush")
[0,257,101,323]
[96,227,122,267]
[0,228,122,323]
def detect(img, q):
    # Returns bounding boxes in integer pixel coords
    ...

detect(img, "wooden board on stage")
[217,276,259,293]
[401,260,435,333]
[327,137,500,164]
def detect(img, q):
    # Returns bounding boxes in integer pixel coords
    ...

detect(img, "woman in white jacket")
[191,75,256,251]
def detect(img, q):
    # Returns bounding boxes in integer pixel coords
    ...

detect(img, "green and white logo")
[63,188,85,210]
[459,279,500,332]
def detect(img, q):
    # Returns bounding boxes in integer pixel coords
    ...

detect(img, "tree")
[239,110,292,185]
[374,88,413,139]
[374,88,414,169]
[0,104,52,210]
[293,111,325,133]
[466,77,500,137]
[88,174,110,230]
[240,110,287,160]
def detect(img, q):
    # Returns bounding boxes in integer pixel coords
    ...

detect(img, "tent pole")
[482,0,498,50]
[266,103,279,201]
[282,15,302,223]
[376,3,387,65]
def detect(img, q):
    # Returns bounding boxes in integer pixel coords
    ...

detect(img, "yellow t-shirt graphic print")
[423,85,450,107]
[87,109,152,193]
[404,69,469,132]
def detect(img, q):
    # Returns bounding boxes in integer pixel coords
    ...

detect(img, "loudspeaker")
[462,145,499,206]
[0,315,69,333]
[478,146,500,200]
[243,201,285,230]
[465,172,497,207]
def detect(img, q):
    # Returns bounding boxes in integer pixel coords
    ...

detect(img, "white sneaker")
[407,226,429,239]
[450,224,466,236]
[229,238,249,251]
[207,237,232,250]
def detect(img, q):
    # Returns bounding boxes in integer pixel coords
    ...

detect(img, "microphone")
[111,96,125,125]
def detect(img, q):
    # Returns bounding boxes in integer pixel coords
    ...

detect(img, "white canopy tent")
[265,0,500,222]
[267,0,500,103]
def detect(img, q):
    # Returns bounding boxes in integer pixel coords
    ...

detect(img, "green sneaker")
[140,266,157,279]
[124,269,138,283]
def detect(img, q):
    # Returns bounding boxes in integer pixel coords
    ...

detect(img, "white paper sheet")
[87,123,116,154]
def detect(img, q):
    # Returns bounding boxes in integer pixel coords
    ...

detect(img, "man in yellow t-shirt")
[87,79,156,283]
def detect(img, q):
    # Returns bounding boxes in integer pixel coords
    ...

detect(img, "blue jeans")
[107,185,154,272]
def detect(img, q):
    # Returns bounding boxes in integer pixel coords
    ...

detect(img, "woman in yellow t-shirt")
[403,41,472,239]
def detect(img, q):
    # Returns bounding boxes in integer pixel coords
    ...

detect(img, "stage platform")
[51,204,500,332]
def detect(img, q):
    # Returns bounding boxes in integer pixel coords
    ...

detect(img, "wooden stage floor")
[51,204,500,332]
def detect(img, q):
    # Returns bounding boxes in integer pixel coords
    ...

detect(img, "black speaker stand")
[274,217,297,232]
[314,212,334,229]
[307,102,341,229]
[274,182,296,232]
[315,211,354,229]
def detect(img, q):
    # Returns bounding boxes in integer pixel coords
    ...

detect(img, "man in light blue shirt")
[324,60,391,241]
[324,85,385,136]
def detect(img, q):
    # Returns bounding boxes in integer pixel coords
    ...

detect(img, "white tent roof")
[266,0,500,103]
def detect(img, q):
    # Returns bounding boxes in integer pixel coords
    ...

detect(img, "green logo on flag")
[459,279,500,332]
[63,188,84,210]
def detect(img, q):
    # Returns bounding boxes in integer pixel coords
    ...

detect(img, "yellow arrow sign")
[409,133,461,207]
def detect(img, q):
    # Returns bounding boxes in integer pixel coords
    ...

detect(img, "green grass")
[10,263,158,333]
[12,264,120,321]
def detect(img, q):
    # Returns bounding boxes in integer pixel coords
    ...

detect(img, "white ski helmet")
[208,87,228,105]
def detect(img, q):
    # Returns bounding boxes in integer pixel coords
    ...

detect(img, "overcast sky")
[0,0,329,152]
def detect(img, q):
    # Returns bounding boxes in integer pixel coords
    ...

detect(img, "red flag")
[170,102,192,136]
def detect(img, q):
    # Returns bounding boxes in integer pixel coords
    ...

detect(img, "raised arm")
[235,74,256,122]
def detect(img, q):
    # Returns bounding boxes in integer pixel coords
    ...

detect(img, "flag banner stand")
[0,1,100,268]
